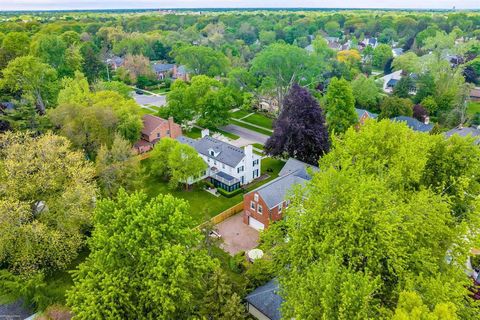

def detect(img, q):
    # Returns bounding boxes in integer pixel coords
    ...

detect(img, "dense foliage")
[262,120,480,319]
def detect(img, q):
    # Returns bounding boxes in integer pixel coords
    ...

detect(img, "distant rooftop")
[245,279,282,320]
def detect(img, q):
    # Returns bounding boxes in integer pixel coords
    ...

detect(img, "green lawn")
[231,119,273,136]
[139,107,156,115]
[149,87,170,94]
[139,157,285,226]
[231,109,252,119]
[140,158,244,226]
[184,127,202,139]
[243,113,274,129]
[253,143,264,150]
[467,101,480,115]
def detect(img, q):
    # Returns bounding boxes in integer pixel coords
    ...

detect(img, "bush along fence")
[196,202,244,230]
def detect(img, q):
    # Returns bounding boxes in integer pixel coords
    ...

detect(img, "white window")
[254,194,259,202]
[250,201,255,210]
[210,150,215,156]
[278,204,283,213]
[258,204,263,214]
[222,164,225,169]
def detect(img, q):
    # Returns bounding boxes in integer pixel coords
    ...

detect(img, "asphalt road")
[132,93,166,107]
[220,124,270,145]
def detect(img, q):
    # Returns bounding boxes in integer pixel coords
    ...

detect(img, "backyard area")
[140,157,285,226]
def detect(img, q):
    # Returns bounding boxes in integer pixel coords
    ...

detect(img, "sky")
[0,0,479,11]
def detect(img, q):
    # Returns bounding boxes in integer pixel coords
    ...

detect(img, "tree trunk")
[35,90,46,115]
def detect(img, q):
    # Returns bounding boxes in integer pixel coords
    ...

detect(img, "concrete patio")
[216,212,259,255]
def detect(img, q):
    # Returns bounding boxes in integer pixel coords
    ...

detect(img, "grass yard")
[184,127,202,139]
[139,157,285,226]
[140,158,244,226]
[231,109,252,119]
[243,113,274,129]
[139,107,156,115]
[253,143,264,150]
[149,87,170,94]
[231,119,273,136]
[467,101,480,115]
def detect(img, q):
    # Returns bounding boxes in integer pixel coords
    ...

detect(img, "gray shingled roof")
[355,108,378,120]
[245,279,282,320]
[445,126,480,144]
[250,158,316,209]
[152,63,174,73]
[392,116,433,132]
[177,135,245,168]
[0,300,34,320]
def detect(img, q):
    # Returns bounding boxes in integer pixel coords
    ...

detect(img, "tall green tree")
[0,132,96,276]
[325,77,357,134]
[263,120,480,319]
[174,45,230,77]
[0,31,30,68]
[67,190,216,319]
[373,44,393,69]
[168,143,207,190]
[95,134,140,197]
[251,43,316,110]
[379,96,413,119]
[351,74,380,111]
[0,56,58,114]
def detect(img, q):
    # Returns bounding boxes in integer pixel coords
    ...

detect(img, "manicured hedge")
[217,187,244,198]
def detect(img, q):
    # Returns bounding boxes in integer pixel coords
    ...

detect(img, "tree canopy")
[263,120,480,319]
[66,190,217,319]
[325,77,357,134]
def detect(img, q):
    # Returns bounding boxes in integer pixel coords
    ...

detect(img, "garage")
[248,216,265,231]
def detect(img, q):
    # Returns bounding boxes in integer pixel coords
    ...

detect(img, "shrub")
[217,187,244,198]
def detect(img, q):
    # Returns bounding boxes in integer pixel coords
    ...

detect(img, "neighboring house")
[243,158,317,231]
[445,126,480,144]
[362,37,378,48]
[392,116,433,133]
[0,300,35,320]
[381,70,417,94]
[106,56,124,70]
[134,114,182,153]
[177,129,261,190]
[152,63,189,81]
[152,63,175,80]
[470,87,480,102]
[0,102,14,111]
[381,70,403,93]
[392,48,404,57]
[245,279,282,320]
[356,108,378,125]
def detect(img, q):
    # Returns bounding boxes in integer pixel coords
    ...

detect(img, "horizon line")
[1,7,478,13]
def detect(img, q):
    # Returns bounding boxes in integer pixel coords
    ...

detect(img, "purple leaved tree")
[264,83,330,165]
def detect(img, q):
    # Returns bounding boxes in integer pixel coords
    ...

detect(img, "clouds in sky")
[1,0,478,10]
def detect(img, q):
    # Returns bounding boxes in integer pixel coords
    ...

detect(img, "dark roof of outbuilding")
[355,108,378,120]
[445,126,480,144]
[391,116,433,132]
[0,300,34,320]
[152,63,175,73]
[245,279,282,320]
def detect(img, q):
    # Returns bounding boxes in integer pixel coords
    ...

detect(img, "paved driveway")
[220,124,270,145]
[132,93,166,107]
[216,212,259,255]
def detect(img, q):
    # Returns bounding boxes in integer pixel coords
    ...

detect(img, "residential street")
[132,92,166,108]
[220,124,270,145]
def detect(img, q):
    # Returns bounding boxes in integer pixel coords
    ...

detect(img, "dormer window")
[208,148,220,157]
[210,150,214,156]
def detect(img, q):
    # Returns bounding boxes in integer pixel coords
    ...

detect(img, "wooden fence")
[196,202,244,230]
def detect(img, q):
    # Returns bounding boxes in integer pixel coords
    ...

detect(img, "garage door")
[248,216,265,231]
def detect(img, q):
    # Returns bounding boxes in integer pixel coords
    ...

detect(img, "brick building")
[134,114,182,153]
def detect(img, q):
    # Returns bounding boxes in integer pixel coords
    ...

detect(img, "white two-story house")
[177,129,261,192]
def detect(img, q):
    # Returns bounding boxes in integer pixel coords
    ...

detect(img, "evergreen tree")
[265,83,330,165]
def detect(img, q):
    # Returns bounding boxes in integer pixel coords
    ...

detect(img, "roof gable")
[141,114,168,135]
[245,280,282,320]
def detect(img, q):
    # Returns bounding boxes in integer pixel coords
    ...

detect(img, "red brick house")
[134,114,182,153]
[243,158,318,230]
